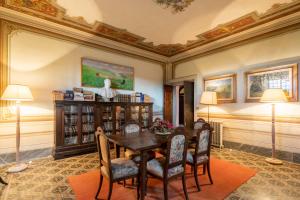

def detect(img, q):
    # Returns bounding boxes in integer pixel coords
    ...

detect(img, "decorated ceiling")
[1,0,300,56]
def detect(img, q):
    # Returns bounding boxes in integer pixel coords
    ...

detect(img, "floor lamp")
[1,84,33,172]
[260,88,287,165]
[200,91,217,122]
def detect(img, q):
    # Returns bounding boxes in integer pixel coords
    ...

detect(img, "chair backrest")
[195,123,213,157]
[154,117,162,123]
[124,120,141,136]
[194,118,206,130]
[164,127,188,177]
[95,127,112,177]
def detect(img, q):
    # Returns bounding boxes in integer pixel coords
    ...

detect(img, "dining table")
[107,129,197,200]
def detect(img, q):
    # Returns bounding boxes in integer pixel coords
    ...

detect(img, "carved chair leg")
[182,174,189,200]
[163,180,168,200]
[107,181,113,200]
[207,160,213,184]
[202,163,206,175]
[137,176,140,200]
[95,174,103,199]
[193,164,201,191]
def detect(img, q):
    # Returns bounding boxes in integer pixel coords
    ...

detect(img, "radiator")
[209,121,224,148]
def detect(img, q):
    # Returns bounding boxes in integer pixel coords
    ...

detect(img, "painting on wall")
[245,63,298,102]
[81,58,134,90]
[204,74,237,103]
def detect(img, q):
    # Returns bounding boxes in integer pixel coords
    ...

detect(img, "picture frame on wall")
[81,58,134,90]
[245,63,298,102]
[204,74,237,103]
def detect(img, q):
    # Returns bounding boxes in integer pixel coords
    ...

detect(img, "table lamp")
[1,84,33,172]
[260,88,287,165]
[200,91,217,122]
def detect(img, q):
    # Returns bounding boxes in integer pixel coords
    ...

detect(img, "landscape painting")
[81,58,134,90]
[245,64,298,102]
[204,74,236,103]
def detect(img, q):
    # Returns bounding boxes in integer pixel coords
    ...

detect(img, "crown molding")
[170,10,300,64]
[0,6,169,64]
[1,0,300,57]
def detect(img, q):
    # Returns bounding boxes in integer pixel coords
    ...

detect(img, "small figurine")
[99,79,116,101]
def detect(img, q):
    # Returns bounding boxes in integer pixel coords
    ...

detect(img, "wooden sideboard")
[53,100,153,159]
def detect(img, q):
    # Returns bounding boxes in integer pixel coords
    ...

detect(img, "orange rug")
[68,158,256,200]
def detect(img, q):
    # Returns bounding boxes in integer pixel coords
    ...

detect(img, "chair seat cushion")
[147,157,184,178]
[186,149,208,164]
[101,158,138,180]
[125,149,156,163]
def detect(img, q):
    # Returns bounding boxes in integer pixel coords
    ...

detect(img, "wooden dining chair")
[124,120,155,163]
[194,118,206,130]
[186,123,213,191]
[146,127,189,200]
[189,118,206,155]
[95,127,140,200]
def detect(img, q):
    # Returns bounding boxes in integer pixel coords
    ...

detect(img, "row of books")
[64,105,78,114]
[53,89,152,103]
[82,134,94,143]
[82,105,94,113]
[82,123,95,133]
[82,115,94,123]
[64,115,78,125]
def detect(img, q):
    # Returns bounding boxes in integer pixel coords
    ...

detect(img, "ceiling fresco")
[1,0,300,56]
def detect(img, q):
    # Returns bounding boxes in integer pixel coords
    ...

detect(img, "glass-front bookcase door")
[130,105,140,122]
[115,105,126,135]
[81,105,95,143]
[63,105,79,145]
[101,105,114,135]
[141,105,150,130]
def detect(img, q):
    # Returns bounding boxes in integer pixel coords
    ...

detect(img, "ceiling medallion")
[154,0,195,13]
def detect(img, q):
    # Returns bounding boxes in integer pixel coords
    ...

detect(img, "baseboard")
[223,140,300,164]
[0,147,52,166]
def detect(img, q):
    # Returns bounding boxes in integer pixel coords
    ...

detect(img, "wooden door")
[184,81,194,129]
[164,85,173,122]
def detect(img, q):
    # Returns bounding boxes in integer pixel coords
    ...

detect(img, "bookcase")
[54,100,153,159]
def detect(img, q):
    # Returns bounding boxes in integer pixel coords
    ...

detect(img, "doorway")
[179,86,184,125]
[175,81,194,128]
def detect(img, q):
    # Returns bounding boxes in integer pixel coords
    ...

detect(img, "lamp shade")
[200,91,217,105]
[260,88,287,103]
[1,84,33,101]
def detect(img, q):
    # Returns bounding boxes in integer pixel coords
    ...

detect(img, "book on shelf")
[64,90,74,100]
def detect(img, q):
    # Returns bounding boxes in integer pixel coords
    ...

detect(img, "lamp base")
[265,157,283,165]
[7,163,28,173]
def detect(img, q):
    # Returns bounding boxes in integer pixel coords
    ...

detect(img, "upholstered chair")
[189,118,206,151]
[95,127,140,200]
[186,123,213,191]
[147,127,189,200]
[194,118,206,130]
[124,121,155,163]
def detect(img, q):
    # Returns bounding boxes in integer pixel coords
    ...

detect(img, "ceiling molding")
[2,0,300,57]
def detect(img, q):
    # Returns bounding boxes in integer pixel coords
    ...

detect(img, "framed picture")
[245,63,298,102]
[204,74,237,103]
[81,58,134,90]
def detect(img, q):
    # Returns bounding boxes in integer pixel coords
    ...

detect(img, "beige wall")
[0,30,164,154]
[174,29,300,153]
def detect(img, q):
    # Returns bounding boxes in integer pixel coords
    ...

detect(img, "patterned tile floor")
[0,148,299,200]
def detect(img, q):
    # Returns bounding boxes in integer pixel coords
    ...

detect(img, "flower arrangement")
[150,119,173,133]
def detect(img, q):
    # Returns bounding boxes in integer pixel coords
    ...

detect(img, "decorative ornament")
[154,0,195,13]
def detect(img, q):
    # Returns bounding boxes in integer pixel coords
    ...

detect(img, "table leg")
[139,150,147,200]
[114,144,120,158]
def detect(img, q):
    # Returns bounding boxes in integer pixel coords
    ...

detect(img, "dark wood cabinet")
[54,100,153,159]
